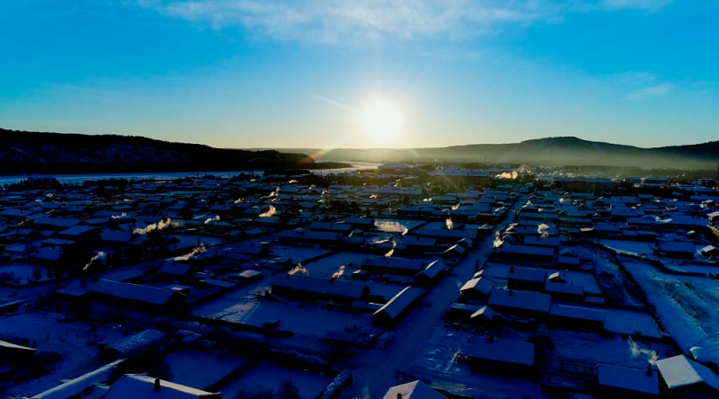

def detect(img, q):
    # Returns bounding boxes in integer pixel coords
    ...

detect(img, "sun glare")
[360,101,402,139]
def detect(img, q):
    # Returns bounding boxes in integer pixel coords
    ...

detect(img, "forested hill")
[271,136,719,169]
[0,129,339,174]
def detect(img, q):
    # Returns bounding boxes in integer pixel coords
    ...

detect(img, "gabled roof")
[382,380,446,399]
[58,225,96,236]
[464,336,535,366]
[597,364,659,395]
[91,279,180,305]
[374,286,424,320]
[103,374,220,399]
[106,330,167,359]
[656,355,719,391]
[460,277,494,296]
[488,289,551,313]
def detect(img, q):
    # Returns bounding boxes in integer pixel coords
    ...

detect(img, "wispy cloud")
[598,0,671,12]
[613,71,657,86]
[129,0,672,44]
[625,83,673,100]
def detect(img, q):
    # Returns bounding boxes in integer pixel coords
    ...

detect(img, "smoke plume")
[134,218,173,235]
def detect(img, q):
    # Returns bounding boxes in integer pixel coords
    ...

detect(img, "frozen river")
[0,161,380,186]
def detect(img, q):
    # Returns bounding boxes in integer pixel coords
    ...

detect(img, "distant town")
[2,162,719,399]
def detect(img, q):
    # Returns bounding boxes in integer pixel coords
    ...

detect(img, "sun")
[360,101,402,139]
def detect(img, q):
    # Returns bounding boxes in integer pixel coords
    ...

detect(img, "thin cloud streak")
[131,0,672,44]
[625,83,673,100]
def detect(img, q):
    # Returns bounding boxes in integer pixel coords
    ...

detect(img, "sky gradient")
[1,0,718,149]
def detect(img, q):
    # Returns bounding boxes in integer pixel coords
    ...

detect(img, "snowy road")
[338,197,526,399]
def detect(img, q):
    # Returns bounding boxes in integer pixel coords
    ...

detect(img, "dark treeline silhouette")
[0,129,350,174]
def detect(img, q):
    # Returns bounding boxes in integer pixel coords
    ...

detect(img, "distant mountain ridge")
[267,136,719,169]
[0,129,322,174]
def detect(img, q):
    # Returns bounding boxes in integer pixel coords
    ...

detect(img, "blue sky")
[1,0,717,149]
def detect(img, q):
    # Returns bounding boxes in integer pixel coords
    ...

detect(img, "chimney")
[154,377,161,392]
[397,394,402,399]
[646,364,652,376]
[508,289,513,296]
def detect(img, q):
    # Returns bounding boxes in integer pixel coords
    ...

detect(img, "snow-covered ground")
[215,361,333,399]
[496,326,673,370]
[0,263,50,286]
[620,256,719,358]
[597,239,655,257]
[573,245,645,308]
[412,328,552,399]
[0,311,126,397]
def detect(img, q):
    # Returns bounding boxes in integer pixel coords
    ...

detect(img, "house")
[547,304,604,329]
[700,245,718,259]
[597,364,659,399]
[309,221,353,235]
[469,306,497,328]
[657,240,696,259]
[100,229,133,245]
[373,286,425,326]
[158,262,195,279]
[342,217,376,230]
[544,281,585,302]
[487,288,551,318]
[507,266,547,291]
[656,355,719,399]
[362,257,427,277]
[414,260,446,285]
[32,217,81,231]
[271,275,369,305]
[498,244,555,262]
[103,269,145,283]
[464,336,536,377]
[31,360,125,399]
[382,380,447,399]
[57,225,97,240]
[90,279,185,309]
[102,374,221,399]
[0,339,36,363]
[459,277,494,301]
[103,329,167,360]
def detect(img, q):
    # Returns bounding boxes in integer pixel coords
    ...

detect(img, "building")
[547,304,605,330]
[361,257,427,277]
[271,275,370,305]
[373,286,425,326]
[656,355,719,399]
[459,277,494,301]
[507,266,547,291]
[487,288,551,318]
[657,240,696,259]
[597,364,659,399]
[382,380,447,399]
[102,374,221,399]
[464,336,536,377]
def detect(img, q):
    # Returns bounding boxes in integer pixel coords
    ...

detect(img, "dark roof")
[382,381,446,399]
[106,329,167,358]
[460,277,494,296]
[91,279,181,306]
[464,336,535,366]
[271,275,369,300]
[507,266,547,283]
[373,286,424,320]
[488,289,551,313]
